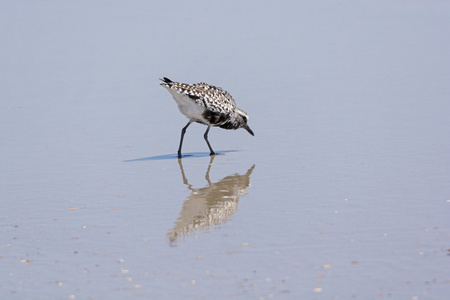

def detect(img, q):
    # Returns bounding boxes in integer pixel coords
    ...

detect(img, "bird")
[159,77,254,158]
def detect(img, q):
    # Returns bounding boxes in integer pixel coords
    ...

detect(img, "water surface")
[1,1,449,299]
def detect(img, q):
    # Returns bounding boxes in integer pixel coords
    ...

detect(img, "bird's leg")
[178,121,192,158]
[203,125,215,156]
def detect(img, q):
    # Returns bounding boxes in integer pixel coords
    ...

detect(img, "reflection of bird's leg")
[178,157,191,187]
[205,155,215,186]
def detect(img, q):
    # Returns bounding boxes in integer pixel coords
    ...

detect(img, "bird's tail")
[159,77,173,84]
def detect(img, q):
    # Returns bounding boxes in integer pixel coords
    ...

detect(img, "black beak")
[244,125,254,136]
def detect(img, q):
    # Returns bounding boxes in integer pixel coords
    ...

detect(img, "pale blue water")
[1,1,449,299]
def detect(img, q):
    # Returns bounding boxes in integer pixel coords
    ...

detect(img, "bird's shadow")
[124,150,239,162]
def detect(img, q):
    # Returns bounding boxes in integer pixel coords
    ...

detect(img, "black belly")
[202,110,228,125]
[201,110,239,130]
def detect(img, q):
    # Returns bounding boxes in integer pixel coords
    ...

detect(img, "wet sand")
[1,1,449,299]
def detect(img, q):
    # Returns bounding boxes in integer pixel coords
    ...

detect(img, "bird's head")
[235,108,254,136]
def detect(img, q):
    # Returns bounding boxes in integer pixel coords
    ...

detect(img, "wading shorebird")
[159,77,254,158]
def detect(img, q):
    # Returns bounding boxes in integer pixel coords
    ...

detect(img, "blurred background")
[1,1,449,299]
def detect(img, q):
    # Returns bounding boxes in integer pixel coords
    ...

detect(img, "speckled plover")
[160,77,254,158]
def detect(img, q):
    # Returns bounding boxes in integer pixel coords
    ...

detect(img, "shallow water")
[1,1,449,299]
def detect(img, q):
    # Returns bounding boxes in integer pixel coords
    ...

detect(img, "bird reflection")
[168,156,255,245]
